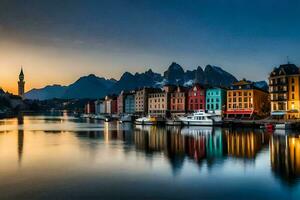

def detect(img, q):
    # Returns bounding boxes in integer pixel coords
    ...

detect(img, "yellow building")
[226,80,270,118]
[269,64,300,119]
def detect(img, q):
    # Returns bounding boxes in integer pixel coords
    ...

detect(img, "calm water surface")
[0,115,300,199]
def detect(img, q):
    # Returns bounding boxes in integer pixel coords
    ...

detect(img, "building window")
[292,85,295,92]
[292,93,295,99]
[207,104,210,110]
[292,78,295,84]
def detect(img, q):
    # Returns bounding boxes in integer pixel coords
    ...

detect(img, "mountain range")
[25,62,267,100]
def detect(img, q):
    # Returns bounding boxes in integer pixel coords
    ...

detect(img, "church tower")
[18,67,25,99]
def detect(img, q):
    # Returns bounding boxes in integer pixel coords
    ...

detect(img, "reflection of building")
[225,80,269,118]
[270,134,300,184]
[269,64,300,119]
[18,67,25,99]
[224,129,269,159]
[17,115,24,165]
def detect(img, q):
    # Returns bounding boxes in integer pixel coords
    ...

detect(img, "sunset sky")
[1,0,300,94]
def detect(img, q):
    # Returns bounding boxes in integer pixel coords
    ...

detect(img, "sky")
[1,0,300,94]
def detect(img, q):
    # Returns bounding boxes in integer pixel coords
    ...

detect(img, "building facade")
[135,87,160,116]
[148,91,168,117]
[85,101,95,114]
[124,92,135,114]
[148,85,175,117]
[170,86,187,116]
[95,99,105,114]
[206,87,227,115]
[187,84,206,112]
[269,64,300,119]
[117,91,126,114]
[18,68,25,99]
[105,95,118,114]
[225,80,269,118]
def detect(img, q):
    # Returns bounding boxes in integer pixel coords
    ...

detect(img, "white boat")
[165,119,182,126]
[81,114,91,118]
[135,116,158,125]
[178,110,222,126]
[119,114,134,123]
[275,122,292,130]
[93,114,106,120]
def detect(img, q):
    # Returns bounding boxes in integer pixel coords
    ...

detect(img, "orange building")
[225,80,269,118]
[170,86,187,116]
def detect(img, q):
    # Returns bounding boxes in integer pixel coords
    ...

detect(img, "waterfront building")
[117,91,126,114]
[170,86,187,116]
[105,95,118,114]
[124,92,135,114]
[85,101,95,114]
[135,87,160,116]
[148,85,176,117]
[269,64,300,119]
[206,87,227,115]
[95,99,105,114]
[225,80,270,118]
[18,67,25,99]
[187,84,206,112]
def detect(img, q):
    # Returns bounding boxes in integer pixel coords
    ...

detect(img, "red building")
[105,95,118,114]
[85,101,95,114]
[187,84,206,112]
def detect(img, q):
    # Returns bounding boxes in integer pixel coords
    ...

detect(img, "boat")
[81,114,91,118]
[135,116,158,125]
[178,110,222,126]
[275,122,292,130]
[119,114,134,123]
[165,118,182,126]
[93,114,106,120]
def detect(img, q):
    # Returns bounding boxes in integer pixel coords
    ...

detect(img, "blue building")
[206,87,227,114]
[124,93,135,114]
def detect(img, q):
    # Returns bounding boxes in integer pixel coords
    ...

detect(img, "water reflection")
[1,115,300,199]
[271,133,300,185]
[17,115,24,165]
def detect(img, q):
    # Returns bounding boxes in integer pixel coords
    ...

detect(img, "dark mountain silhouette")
[112,69,163,93]
[25,85,67,100]
[25,62,240,100]
[62,74,116,99]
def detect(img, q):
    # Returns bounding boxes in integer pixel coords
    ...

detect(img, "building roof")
[229,80,268,93]
[270,63,299,77]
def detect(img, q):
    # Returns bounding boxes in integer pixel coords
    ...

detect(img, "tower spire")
[18,66,25,99]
